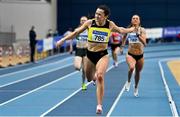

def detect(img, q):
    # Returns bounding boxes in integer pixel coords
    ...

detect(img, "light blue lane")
[0,71,81,116]
[0,52,71,75]
[144,43,180,53]
[1,43,179,116]
[144,50,180,59]
[0,55,117,116]
[44,62,127,116]
[162,61,180,115]
[0,57,73,87]
[110,59,172,116]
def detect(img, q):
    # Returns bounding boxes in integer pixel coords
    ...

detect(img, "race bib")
[114,36,121,41]
[127,33,140,43]
[92,30,108,43]
[77,35,88,42]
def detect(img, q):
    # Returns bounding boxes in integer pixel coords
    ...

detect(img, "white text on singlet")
[76,30,88,42]
[127,32,140,44]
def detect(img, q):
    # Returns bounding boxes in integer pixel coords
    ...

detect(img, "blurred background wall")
[0,0,56,40]
[57,0,180,34]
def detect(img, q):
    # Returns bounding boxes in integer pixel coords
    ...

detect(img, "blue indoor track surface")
[0,43,180,116]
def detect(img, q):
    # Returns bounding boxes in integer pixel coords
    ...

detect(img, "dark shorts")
[111,43,121,51]
[87,49,108,65]
[128,52,144,61]
[75,48,87,57]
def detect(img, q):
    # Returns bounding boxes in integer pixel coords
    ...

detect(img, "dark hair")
[127,14,142,28]
[88,13,94,19]
[80,16,88,20]
[97,5,110,17]
[31,26,35,30]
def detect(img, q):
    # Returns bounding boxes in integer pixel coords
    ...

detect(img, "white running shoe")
[92,80,96,86]
[125,81,131,92]
[113,62,118,67]
[96,104,103,114]
[115,62,118,67]
[134,87,139,97]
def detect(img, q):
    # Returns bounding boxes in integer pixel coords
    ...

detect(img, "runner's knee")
[129,67,134,73]
[96,72,103,82]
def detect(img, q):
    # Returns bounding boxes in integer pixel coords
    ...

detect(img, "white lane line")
[107,57,180,117]
[0,54,67,71]
[0,53,70,71]
[106,59,127,117]
[40,59,126,117]
[40,85,85,117]
[0,63,73,88]
[0,56,73,78]
[106,84,126,117]
[0,71,79,106]
[159,58,179,117]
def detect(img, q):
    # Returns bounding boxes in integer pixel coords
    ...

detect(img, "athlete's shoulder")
[140,27,146,33]
[107,19,114,24]
[108,20,119,28]
[140,27,145,30]
[85,19,93,25]
[81,19,92,28]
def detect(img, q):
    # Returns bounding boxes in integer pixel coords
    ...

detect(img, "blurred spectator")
[53,30,59,37]
[46,29,54,38]
[29,26,37,63]
[46,29,54,56]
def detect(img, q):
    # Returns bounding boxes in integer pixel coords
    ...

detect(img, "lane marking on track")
[105,60,127,117]
[159,57,179,117]
[0,56,73,78]
[106,84,126,117]
[0,63,73,88]
[0,71,78,106]
[40,59,126,117]
[107,57,180,117]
